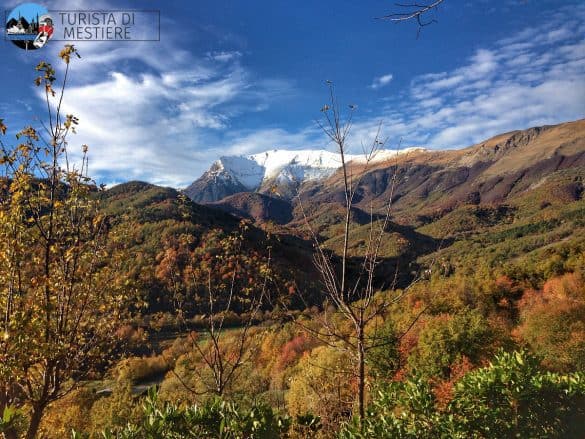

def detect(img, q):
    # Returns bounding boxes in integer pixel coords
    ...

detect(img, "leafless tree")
[290,84,433,424]
[159,227,271,398]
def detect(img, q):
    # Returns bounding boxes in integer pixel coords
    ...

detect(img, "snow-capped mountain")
[184,148,424,203]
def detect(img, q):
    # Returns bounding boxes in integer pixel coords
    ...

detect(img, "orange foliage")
[517,272,585,371]
[542,272,583,300]
[518,272,584,317]
[276,333,317,370]
[392,368,408,382]
[433,355,473,409]
[516,288,540,311]
[433,380,453,409]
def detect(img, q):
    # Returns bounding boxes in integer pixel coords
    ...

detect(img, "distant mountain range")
[184,148,423,203]
[184,119,585,226]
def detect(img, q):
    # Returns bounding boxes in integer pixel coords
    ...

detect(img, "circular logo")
[6,3,53,50]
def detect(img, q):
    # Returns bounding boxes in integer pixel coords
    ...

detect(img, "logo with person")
[5,3,53,50]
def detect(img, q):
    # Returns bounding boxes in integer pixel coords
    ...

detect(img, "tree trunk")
[25,405,44,439]
[357,330,366,425]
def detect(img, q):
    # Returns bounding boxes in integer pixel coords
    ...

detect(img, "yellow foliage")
[40,388,97,438]
[286,346,354,429]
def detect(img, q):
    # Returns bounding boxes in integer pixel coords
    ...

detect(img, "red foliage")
[433,355,473,409]
[276,334,316,370]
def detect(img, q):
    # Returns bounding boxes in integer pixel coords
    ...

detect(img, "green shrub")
[87,388,291,438]
[340,350,585,439]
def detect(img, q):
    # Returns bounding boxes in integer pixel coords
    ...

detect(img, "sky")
[6,2,47,22]
[0,0,584,188]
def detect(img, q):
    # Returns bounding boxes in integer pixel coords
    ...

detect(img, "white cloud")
[370,73,394,89]
[369,4,585,150]
[21,0,296,187]
[411,49,497,97]
[206,51,243,62]
[51,60,293,187]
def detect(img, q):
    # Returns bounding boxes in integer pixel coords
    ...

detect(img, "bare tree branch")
[378,1,446,36]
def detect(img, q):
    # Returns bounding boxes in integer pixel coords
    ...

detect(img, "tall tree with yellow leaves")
[0,46,128,439]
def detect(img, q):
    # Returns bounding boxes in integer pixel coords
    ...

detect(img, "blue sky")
[7,2,48,22]
[0,0,584,187]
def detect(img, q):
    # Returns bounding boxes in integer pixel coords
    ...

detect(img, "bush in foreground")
[75,388,290,438]
[340,350,585,439]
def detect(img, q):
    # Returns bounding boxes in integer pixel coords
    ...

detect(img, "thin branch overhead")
[378,1,445,30]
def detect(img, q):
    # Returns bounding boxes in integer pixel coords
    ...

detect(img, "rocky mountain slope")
[309,119,585,221]
[185,148,423,203]
[207,192,294,225]
[184,119,584,229]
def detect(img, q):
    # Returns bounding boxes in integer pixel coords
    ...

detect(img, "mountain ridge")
[184,147,424,202]
[184,119,584,227]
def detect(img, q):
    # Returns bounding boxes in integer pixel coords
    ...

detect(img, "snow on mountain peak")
[208,148,425,191]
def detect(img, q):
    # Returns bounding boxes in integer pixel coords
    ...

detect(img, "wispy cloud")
[55,58,293,187]
[18,0,296,187]
[206,51,243,63]
[370,73,393,89]
[363,3,585,150]
[300,4,584,157]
